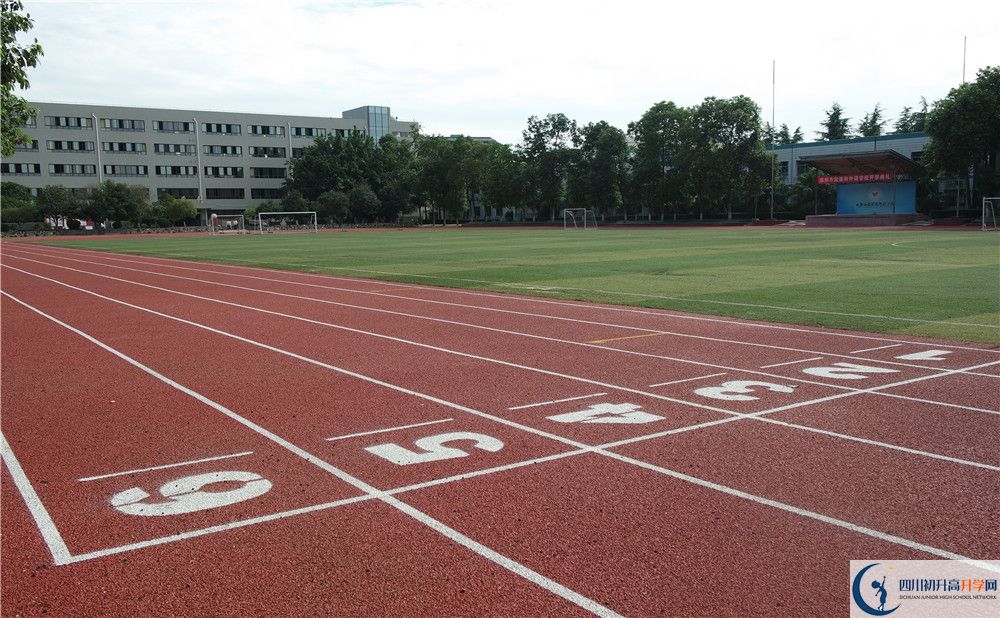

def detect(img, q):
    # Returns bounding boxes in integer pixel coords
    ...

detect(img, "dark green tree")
[628,101,690,220]
[858,103,887,137]
[373,134,417,221]
[1,0,43,157]
[36,185,81,217]
[570,121,628,219]
[280,190,311,213]
[85,181,148,226]
[315,189,349,224]
[1,180,33,208]
[483,143,530,220]
[521,113,577,220]
[348,183,380,222]
[817,102,852,140]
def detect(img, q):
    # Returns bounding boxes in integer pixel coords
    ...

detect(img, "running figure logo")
[852,563,900,616]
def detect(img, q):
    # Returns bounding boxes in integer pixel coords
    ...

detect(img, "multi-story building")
[2,102,417,223]
[771,132,930,184]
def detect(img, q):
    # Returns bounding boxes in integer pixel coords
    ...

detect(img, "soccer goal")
[256,211,318,234]
[983,197,999,231]
[210,214,246,235]
[563,208,597,230]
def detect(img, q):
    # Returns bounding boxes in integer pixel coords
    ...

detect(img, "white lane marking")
[0,431,73,565]
[759,357,823,369]
[0,291,618,617]
[896,349,953,361]
[508,392,607,411]
[15,245,1000,358]
[7,252,984,418]
[78,450,255,482]
[547,403,664,425]
[5,283,1000,574]
[802,363,900,380]
[325,418,454,442]
[850,344,903,354]
[649,373,727,388]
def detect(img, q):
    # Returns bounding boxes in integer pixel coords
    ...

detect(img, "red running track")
[2,241,998,616]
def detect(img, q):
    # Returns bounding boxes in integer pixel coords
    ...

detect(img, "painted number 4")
[547,403,664,424]
[366,432,504,466]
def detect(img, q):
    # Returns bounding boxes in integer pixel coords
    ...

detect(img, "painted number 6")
[365,432,504,466]
[110,470,272,517]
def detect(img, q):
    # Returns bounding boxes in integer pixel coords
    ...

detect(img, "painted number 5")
[366,432,504,466]
[110,470,272,517]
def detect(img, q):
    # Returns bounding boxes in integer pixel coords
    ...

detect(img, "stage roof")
[798,149,921,176]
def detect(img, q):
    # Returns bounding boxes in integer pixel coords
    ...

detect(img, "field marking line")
[759,357,824,369]
[851,343,904,354]
[6,261,1000,476]
[649,373,728,388]
[7,285,999,574]
[16,245,1000,354]
[325,418,454,441]
[0,291,619,618]
[78,450,255,482]
[5,253,994,417]
[587,332,669,344]
[0,431,74,565]
[508,393,607,410]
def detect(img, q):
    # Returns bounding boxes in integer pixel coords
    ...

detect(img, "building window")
[101,118,145,131]
[203,145,242,156]
[46,140,95,151]
[44,116,93,129]
[249,146,286,158]
[1,163,41,175]
[248,125,285,136]
[23,116,36,127]
[249,167,286,179]
[251,188,285,199]
[154,143,196,155]
[103,142,147,154]
[153,120,195,133]
[104,164,148,176]
[796,161,813,176]
[291,147,305,157]
[155,165,198,176]
[779,161,789,178]
[205,188,245,200]
[202,123,241,135]
[291,126,326,137]
[157,187,199,200]
[13,139,39,152]
[49,164,97,176]
[204,166,243,178]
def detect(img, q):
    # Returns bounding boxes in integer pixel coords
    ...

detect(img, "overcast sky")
[17,0,1000,145]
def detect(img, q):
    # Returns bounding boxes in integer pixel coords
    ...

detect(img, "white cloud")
[21,0,1000,144]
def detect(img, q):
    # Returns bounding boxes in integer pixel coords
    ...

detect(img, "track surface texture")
[2,241,998,617]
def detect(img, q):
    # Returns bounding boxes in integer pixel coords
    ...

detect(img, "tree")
[373,134,417,221]
[628,101,690,220]
[817,102,852,140]
[285,131,378,200]
[85,181,148,226]
[280,189,310,213]
[1,1,43,157]
[414,134,469,223]
[858,103,887,137]
[36,185,81,217]
[1,180,33,208]
[161,195,197,224]
[521,113,577,220]
[571,121,628,219]
[893,97,930,133]
[923,66,1000,201]
[315,189,349,224]
[483,143,530,220]
[348,183,380,222]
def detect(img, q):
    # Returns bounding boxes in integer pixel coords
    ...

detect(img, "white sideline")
[5,262,1000,474]
[14,244,1000,355]
[8,251,999,415]
[3,284,997,576]
[78,450,255,482]
[0,291,620,617]
[508,392,608,410]
[326,418,454,441]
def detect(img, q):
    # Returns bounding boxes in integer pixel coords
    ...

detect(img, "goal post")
[256,211,318,234]
[562,208,598,230]
[983,197,999,231]
[210,214,246,235]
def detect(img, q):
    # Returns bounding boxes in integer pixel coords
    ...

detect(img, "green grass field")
[38,227,1000,344]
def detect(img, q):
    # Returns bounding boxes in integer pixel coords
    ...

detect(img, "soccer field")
[39,227,1000,343]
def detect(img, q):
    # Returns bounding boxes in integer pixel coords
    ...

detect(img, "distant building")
[2,102,418,222]
[770,132,930,184]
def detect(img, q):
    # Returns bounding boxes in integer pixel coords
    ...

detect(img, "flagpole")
[770,59,775,220]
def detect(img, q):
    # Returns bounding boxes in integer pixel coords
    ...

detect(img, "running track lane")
[1,244,1000,612]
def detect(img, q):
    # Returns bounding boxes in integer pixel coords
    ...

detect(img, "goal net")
[210,214,246,235]
[983,197,999,231]
[256,211,318,234]
[563,208,597,230]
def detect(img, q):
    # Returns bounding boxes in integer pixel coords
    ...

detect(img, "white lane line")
[759,357,823,369]
[6,278,1000,572]
[508,393,607,411]
[325,418,454,442]
[0,431,73,565]
[851,343,904,354]
[17,245,1000,358]
[78,450,255,482]
[0,291,618,617]
[649,373,727,388]
[14,246,999,376]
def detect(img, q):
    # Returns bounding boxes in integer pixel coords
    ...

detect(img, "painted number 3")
[366,432,504,466]
[110,470,272,517]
